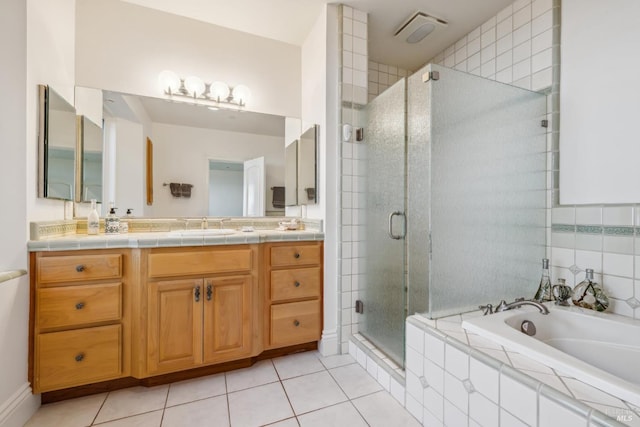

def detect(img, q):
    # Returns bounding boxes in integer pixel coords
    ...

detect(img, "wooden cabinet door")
[203,276,252,363]
[147,279,203,374]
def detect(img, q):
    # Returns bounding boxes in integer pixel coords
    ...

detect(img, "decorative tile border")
[552,223,636,236]
[31,217,323,240]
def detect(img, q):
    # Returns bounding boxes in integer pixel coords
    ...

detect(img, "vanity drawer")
[270,244,322,268]
[270,300,321,347]
[270,267,321,302]
[37,325,122,391]
[38,254,122,285]
[37,283,122,330]
[148,248,253,278]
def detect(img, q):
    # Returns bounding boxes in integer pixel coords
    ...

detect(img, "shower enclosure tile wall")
[338,5,369,354]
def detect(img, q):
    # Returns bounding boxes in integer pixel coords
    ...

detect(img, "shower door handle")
[388,211,406,240]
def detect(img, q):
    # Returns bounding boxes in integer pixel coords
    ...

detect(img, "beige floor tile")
[298,402,367,427]
[228,382,294,427]
[162,395,228,427]
[272,351,325,380]
[25,393,107,427]
[352,391,421,427]
[225,359,279,392]
[166,373,226,407]
[94,386,168,424]
[93,410,162,427]
[282,371,348,415]
[329,363,383,399]
[317,353,356,370]
[265,417,300,426]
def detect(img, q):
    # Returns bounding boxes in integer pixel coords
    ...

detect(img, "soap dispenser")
[105,203,120,235]
[571,268,609,311]
[119,209,133,234]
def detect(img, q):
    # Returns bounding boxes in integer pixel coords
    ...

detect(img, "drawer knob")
[75,353,85,362]
[75,302,85,310]
[293,320,300,327]
[75,265,86,272]
[294,253,301,259]
[294,281,301,288]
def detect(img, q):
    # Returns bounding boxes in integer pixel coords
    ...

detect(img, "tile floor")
[25,351,420,427]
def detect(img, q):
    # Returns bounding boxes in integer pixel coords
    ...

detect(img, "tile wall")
[550,205,640,318]
[338,5,369,353]
[367,61,410,102]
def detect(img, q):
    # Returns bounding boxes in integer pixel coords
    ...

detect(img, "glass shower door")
[361,78,407,366]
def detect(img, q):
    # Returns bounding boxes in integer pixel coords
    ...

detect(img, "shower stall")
[359,64,548,366]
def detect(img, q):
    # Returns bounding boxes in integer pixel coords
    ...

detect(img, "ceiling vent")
[394,12,448,44]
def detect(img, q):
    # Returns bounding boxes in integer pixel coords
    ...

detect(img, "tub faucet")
[495,299,550,315]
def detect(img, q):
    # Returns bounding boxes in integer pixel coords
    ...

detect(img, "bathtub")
[462,304,640,407]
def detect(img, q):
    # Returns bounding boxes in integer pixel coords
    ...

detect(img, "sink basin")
[170,229,236,236]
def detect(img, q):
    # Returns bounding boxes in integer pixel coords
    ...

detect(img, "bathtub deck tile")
[506,351,556,375]
[562,378,628,408]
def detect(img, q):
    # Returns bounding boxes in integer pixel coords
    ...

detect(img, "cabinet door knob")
[75,265,86,272]
[294,253,301,259]
[75,353,85,362]
[206,283,213,301]
[293,320,300,327]
[75,302,85,310]
[194,285,201,302]
[294,281,301,287]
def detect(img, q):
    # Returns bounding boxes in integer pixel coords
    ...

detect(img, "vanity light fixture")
[158,70,251,109]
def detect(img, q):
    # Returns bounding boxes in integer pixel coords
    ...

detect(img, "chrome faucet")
[495,299,550,315]
[219,218,231,229]
[201,217,208,230]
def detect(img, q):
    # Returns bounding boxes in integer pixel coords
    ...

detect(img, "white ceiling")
[122,0,514,71]
[104,91,286,137]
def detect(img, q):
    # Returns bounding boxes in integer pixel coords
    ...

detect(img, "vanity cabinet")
[31,250,130,393]
[264,242,323,349]
[143,245,258,375]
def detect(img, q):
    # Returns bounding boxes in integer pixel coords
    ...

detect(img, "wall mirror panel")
[297,125,318,205]
[38,85,77,201]
[84,87,297,217]
[77,116,104,202]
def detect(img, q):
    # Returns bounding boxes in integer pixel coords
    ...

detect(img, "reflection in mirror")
[97,89,293,217]
[78,116,104,202]
[38,85,76,200]
[298,125,318,205]
[209,161,243,216]
[284,141,297,206]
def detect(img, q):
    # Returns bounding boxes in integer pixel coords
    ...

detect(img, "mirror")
[297,125,318,204]
[77,116,104,202]
[38,85,77,201]
[284,141,297,206]
[96,89,293,217]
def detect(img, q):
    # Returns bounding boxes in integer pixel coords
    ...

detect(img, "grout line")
[89,392,109,426]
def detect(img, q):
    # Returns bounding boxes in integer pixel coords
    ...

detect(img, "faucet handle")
[495,300,508,312]
[514,297,525,302]
[479,303,493,315]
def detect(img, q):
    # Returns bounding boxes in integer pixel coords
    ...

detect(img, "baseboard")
[0,383,40,427]
[319,329,339,356]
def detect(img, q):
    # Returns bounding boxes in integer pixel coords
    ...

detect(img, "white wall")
[148,124,285,217]
[26,0,76,221]
[300,5,340,355]
[75,0,301,118]
[0,1,45,424]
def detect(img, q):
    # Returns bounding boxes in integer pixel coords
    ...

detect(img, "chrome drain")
[520,320,536,336]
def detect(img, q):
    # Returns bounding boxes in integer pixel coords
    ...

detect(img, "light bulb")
[158,70,181,94]
[209,81,230,102]
[232,85,251,106]
[184,76,206,98]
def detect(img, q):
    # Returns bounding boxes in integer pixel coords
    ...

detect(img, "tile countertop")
[27,229,325,252]
[412,311,638,426]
